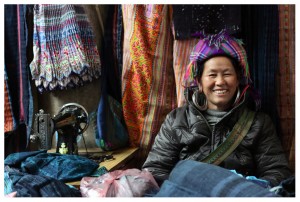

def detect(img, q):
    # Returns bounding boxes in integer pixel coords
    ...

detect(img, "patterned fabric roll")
[29,4,101,92]
[122,5,176,160]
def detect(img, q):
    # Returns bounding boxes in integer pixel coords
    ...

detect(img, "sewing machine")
[30,103,89,155]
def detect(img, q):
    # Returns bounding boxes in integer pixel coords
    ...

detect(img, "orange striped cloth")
[122,5,176,160]
[4,80,14,132]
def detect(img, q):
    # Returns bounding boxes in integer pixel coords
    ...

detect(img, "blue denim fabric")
[5,166,81,197]
[5,150,99,182]
[155,160,278,197]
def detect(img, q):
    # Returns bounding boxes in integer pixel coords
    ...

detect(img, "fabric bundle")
[29,4,101,92]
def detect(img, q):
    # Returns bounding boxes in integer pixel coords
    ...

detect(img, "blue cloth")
[230,169,271,188]
[154,160,278,197]
[5,150,99,182]
[4,150,45,166]
[5,166,81,197]
[4,171,14,195]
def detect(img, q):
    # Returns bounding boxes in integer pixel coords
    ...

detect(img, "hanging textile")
[172,5,242,40]
[29,4,101,93]
[241,5,279,127]
[95,5,129,151]
[172,39,199,107]
[4,71,14,133]
[115,5,124,90]
[122,5,177,161]
[102,5,123,103]
[240,4,295,169]
[82,5,109,56]
[278,5,295,173]
[4,5,33,155]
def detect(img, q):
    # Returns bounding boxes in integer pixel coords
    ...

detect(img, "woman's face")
[197,56,239,111]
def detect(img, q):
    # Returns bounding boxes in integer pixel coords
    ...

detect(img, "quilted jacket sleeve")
[253,113,292,186]
[142,112,181,185]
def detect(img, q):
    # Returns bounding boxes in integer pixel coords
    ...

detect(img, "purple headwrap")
[183,30,252,88]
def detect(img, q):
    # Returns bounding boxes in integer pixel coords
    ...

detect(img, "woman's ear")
[196,77,202,91]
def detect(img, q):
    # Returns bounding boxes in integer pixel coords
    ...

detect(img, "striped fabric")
[4,5,33,150]
[183,30,251,88]
[173,39,199,107]
[4,76,14,133]
[122,5,176,160]
[29,4,101,92]
[278,5,295,173]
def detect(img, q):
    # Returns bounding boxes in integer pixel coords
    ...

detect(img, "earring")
[192,90,207,111]
[233,88,241,106]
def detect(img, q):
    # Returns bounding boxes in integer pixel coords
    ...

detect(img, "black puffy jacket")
[142,91,292,187]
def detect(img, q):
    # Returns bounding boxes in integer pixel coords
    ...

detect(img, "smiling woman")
[197,56,240,111]
[142,31,292,195]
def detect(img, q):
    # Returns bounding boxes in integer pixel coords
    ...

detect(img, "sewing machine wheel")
[59,103,89,134]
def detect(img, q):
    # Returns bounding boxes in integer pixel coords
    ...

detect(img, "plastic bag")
[80,168,159,197]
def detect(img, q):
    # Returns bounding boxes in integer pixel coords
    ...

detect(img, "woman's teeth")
[214,90,227,94]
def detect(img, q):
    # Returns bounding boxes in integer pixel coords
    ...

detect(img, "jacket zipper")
[189,96,246,153]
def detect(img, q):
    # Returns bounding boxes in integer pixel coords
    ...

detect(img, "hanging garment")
[172,5,242,39]
[115,5,124,91]
[29,4,101,93]
[102,5,123,103]
[122,5,177,160]
[94,5,128,151]
[241,5,279,128]
[278,5,295,173]
[4,5,33,153]
[172,39,199,107]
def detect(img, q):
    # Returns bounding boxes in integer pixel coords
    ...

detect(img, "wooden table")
[66,147,139,187]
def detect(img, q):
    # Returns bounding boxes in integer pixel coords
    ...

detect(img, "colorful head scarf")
[183,30,252,88]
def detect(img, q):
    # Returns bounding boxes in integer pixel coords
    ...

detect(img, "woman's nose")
[215,76,225,85]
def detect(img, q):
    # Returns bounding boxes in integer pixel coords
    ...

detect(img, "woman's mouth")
[213,89,228,95]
